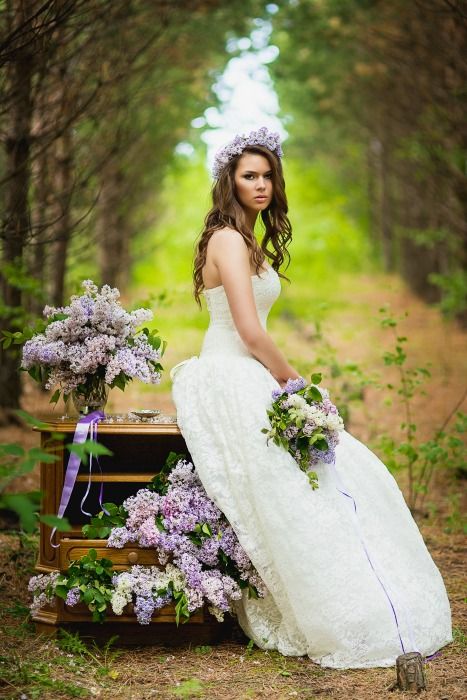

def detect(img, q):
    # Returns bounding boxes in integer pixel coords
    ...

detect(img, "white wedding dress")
[170,264,452,669]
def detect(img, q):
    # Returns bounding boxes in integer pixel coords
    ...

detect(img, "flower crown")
[211,126,283,179]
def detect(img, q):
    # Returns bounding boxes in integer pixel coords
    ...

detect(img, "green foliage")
[57,629,122,675]
[170,583,191,626]
[194,644,212,655]
[0,409,72,533]
[148,450,187,495]
[269,1,465,315]
[375,306,467,512]
[67,438,113,467]
[82,502,128,539]
[0,653,88,698]
[169,677,207,698]
[55,549,114,623]
[429,269,467,320]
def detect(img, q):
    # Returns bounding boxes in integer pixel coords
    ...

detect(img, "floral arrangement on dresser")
[15,279,166,415]
[263,374,345,489]
[28,453,267,625]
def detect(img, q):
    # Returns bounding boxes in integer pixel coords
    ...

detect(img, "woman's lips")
[255,196,268,201]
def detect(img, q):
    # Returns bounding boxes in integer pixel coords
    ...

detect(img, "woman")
[170,126,452,668]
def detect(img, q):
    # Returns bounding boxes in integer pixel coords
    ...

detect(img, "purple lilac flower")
[308,430,340,466]
[65,587,81,607]
[284,376,307,394]
[134,595,155,625]
[28,572,60,616]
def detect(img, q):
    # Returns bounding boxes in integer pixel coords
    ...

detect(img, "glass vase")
[71,379,109,416]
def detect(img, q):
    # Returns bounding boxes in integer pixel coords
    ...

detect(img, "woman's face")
[234,153,273,216]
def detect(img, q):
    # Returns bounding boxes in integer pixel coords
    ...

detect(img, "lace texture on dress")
[170,265,453,668]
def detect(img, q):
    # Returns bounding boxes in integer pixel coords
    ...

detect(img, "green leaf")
[55,585,69,600]
[40,514,72,531]
[49,389,61,405]
[13,409,51,431]
[83,589,94,604]
[201,523,212,536]
[28,447,59,463]
[0,493,38,532]
[0,442,25,457]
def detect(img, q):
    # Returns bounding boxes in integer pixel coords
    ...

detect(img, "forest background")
[0,1,466,699]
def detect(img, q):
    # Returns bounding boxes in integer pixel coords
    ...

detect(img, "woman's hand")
[271,371,301,389]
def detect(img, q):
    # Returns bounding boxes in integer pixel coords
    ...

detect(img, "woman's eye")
[243,174,272,180]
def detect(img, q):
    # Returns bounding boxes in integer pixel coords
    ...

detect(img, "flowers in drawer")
[28,549,114,623]
[101,453,267,608]
[28,453,268,625]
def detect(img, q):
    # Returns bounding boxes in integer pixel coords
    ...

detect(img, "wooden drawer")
[59,539,165,570]
[58,598,206,624]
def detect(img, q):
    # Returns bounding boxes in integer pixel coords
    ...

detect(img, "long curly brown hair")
[193,144,292,307]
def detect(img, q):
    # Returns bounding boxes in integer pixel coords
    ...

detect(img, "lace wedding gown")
[170,264,452,669]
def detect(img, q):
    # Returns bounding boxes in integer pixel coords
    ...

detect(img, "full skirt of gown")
[170,266,453,669]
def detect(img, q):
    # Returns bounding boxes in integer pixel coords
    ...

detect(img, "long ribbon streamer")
[328,458,420,656]
[49,410,106,548]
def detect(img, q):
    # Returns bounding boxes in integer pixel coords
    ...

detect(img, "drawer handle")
[127,551,139,564]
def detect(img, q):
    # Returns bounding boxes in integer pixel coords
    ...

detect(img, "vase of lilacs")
[20,279,166,415]
[263,374,345,489]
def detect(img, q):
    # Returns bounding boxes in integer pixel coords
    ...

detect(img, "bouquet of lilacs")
[263,374,345,489]
[19,279,166,408]
[104,454,267,623]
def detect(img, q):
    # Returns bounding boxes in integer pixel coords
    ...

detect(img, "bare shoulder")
[209,227,248,256]
[210,226,244,244]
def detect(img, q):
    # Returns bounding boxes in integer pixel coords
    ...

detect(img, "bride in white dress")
[170,127,452,669]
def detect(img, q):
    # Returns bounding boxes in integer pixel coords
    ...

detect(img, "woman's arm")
[209,228,300,385]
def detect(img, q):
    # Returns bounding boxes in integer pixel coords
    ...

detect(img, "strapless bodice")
[200,266,281,357]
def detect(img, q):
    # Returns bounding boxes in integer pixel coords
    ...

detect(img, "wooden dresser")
[32,415,240,644]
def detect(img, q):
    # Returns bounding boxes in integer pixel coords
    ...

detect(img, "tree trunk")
[0,0,35,412]
[396,652,426,692]
[50,127,74,306]
[97,166,130,289]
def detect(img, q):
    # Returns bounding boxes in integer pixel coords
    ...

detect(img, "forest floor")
[0,272,466,699]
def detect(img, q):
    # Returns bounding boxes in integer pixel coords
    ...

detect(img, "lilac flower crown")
[212,126,283,179]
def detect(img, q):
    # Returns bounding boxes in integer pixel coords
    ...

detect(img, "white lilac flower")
[287,394,307,409]
[208,605,225,622]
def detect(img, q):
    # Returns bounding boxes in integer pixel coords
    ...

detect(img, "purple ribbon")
[328,458,420,657]
[49,410,107,548]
